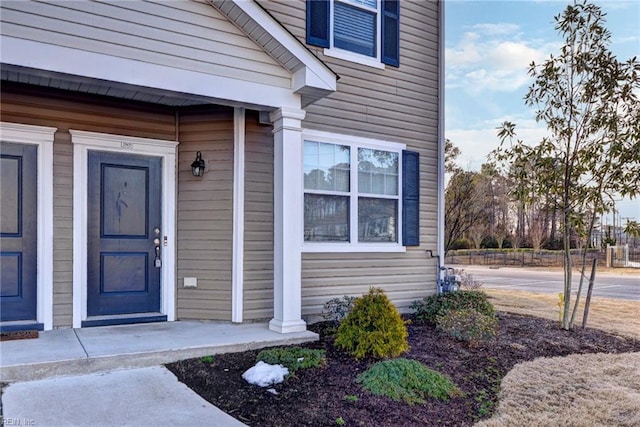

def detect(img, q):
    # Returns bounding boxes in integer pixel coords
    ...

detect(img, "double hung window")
[302,131,418,251]
[306,0,400,67]
[333,0,378,58]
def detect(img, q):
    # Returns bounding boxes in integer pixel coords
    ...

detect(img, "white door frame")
[0,122,55,330]
[71,130,178,328]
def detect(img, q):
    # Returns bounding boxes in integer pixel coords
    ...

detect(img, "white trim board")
[210,0,337,95]
[71,130,178,328]
[1,36,302,110]
[232,107,246,323]
[0,122,56,330]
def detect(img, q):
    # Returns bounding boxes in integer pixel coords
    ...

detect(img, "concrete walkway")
[2,366,246,427]
[1,321,318,426]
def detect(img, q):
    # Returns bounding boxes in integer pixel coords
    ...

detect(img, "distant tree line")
[445,139,568,253]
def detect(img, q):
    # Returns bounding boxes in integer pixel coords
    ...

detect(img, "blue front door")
[86,151,162,318]
[0,143,38,325]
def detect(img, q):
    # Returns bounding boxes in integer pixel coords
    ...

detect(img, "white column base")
[269,318,308,334]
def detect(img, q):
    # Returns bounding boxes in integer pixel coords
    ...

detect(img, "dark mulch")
[166,313,640,427]
[0,330,39,341]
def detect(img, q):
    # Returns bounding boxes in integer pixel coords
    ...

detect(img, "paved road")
[455,265,640,301]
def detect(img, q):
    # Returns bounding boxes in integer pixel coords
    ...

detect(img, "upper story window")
[306,0,400,68]
[333,0,378,58]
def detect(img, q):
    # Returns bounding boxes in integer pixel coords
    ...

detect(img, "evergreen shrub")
[334,288,409,359]
[410,290,495,324]
[256,347,326,373]
[357,358,460,404]
[322,296,357,325]
[436,309,498,344]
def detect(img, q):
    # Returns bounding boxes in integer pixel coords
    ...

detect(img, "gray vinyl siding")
[243,111,275,320]
[1,0,291,89]
[261,0,440,313]
[0,84,177,327]
[176,107,235,321]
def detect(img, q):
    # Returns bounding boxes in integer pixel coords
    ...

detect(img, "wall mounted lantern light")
[191,151,205,177]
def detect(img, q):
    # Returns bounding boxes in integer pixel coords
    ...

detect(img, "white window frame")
[324,0,385,69]
[302,129,405,253]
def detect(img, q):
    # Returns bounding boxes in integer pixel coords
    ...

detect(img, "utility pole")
[622,217,633,245]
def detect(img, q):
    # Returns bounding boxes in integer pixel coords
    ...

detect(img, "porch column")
[269,107,307,333]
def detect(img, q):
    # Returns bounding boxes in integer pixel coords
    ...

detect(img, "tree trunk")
[582,258,597,329]
[569,210,599,328]
[562,208,572,330]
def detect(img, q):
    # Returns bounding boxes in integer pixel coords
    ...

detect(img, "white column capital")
[269,107,306,131]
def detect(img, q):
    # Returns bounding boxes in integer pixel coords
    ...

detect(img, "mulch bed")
[166,313,640,427]
[0,330,39,341]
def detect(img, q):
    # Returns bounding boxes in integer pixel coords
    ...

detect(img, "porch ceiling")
[1,64,238,108]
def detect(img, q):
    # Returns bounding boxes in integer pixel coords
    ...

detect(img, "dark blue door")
[0,143,38,323]
[87,151,162,317]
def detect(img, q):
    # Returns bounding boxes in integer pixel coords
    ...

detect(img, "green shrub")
[256,347,326,374]
[450,238,471,250]
[335,288,409,360]
[357,358,460,404]
[322,296,357,324]
[200,355,215,364]
[410,290,495,324]
[436,309,498,344]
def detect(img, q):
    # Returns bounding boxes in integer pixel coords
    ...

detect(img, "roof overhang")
[1,0,336,110]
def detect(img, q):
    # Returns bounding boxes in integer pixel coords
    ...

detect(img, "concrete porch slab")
[0,321,318,382]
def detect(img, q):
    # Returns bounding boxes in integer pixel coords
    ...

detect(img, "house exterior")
[0,0,443,333]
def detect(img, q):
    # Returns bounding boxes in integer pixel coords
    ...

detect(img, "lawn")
[167,292,640,426]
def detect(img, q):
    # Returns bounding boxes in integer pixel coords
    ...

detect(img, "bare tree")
[467,223,486,250]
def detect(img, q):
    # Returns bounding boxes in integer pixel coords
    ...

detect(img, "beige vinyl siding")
[0,83,177,327]
[243,111,275,320]
[51,132,73,328]
[176,107,234,321]
[262,0,440,313]
[1,0,291,89]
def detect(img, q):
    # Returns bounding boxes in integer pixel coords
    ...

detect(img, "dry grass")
[476,290,640,427]
[477,352,640,427]
[484,288,640,340]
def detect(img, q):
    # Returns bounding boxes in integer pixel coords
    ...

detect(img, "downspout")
[437,0,446,285]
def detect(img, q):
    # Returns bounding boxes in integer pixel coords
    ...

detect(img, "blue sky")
[445,0,640,222]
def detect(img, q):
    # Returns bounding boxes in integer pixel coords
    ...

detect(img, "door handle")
[154,227,162,268]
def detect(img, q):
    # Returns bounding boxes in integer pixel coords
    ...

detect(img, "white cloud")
[470,23,521,36]
[446,27,558,94]
[487,41,544,70]
[446,118,548,171]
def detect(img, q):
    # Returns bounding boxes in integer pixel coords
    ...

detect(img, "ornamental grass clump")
[357,358,461,404]
[411,290,495,325]
[334,288,409,359]
[256,347,326,374]
[436,309,498,345]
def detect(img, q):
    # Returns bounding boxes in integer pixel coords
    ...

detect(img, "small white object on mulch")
[242,361,289,387]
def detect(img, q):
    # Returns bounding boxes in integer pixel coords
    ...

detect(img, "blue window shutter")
[307,0,330,48]
[381,0,400,67]
[402,150,419,246]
